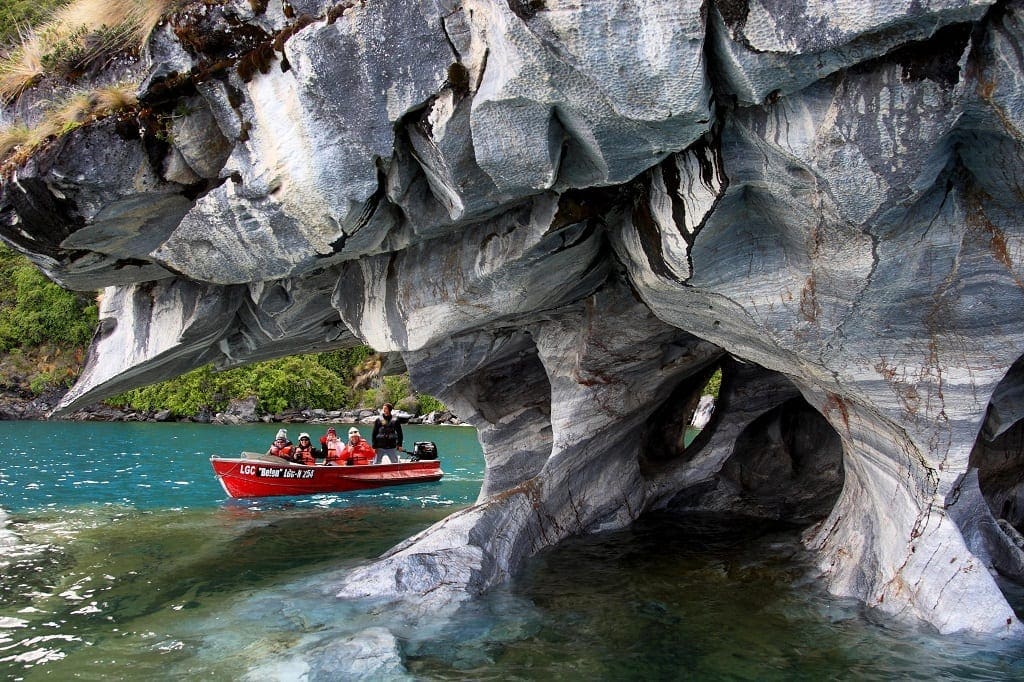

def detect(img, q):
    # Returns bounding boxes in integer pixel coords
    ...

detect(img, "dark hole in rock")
[641,358,728,470]
[972,355,1024,531]
[654,364,844,527]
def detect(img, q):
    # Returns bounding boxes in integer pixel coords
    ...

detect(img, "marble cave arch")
[5,0,1024,642]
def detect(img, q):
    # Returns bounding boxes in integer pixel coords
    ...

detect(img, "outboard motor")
[412,441,438,461]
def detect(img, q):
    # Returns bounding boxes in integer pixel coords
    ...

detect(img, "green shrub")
[227,355,347,414]
[395,395,419,414]
[0,0,71,44]
[39,25,108,78]
[316,346,374,382]
[417,393,447,414]
[28,368,58,393]
[0,246,97,351]
[110,355,350,417]
[382,374,411,406]
[108,364,222,416]
[703,367,722,398]
[356,387,380,409]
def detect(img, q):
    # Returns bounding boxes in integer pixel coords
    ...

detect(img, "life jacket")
[293,443,316,466]
[269,440,293,459]
[343,439,375,466]
[373,417,400,449]
[323,437,345,465]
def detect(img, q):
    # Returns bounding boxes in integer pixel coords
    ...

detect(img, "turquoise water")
[0,421,482,512]
[1,421,1023,679]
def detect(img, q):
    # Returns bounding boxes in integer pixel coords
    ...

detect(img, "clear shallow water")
[0,422,1022,679]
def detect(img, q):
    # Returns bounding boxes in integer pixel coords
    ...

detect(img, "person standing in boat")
[371,403,403,464]
[320,427,344,465]
[341,427,375,466]
[267,428,293,460]
[291,432,318,466]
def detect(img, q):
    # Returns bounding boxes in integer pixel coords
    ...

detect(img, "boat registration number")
[240,464,315,479]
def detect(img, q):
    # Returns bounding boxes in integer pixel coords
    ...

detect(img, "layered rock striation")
[4,0,1024,637]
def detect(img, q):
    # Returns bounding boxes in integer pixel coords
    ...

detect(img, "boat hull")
[210,456,443,498]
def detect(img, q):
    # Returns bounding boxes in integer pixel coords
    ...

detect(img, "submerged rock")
[3,0,1024,638]
[243,627,410,682]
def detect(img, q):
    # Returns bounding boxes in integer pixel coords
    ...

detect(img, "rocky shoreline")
[0,389,463,426]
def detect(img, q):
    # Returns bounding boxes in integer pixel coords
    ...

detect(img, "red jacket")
[340,438,375,466]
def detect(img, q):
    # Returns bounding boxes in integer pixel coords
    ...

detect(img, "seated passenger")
[340,427,375,466]
[321,427,345,466]
[292,432,318,466]
[266,428,293,460]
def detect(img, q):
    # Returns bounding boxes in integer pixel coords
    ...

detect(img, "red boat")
[210,452,443,498]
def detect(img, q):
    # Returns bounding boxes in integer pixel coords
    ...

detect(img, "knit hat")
[276,428,287,440]
[348,427,360,437]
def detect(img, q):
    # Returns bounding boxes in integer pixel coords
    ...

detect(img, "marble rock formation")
[4,0,1024,639]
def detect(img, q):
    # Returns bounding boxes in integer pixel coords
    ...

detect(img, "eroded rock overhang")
[3,0,1024,636]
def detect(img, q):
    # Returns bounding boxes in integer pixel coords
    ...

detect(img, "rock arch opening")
[408,332,553,500]
[716,396,844,523]
[964,356,1024,586]
[640,357,730,469]
[657,363,845,527]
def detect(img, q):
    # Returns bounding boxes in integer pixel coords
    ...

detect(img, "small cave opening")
[966,356,1024,592]
[715,396,844,524]
[972,419,1024,530]
[640,358,729,470]
[647,361,845,528]
[972,357,1024,530]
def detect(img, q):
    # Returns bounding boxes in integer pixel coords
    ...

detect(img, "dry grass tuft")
[0,0,182,102]
[0,124,33,160]
[0,83,139,169]
[0,30,45,102]
[131,0,180,47]
[93,83,138,113]
[53,91,94,126]
[49,0,181,52]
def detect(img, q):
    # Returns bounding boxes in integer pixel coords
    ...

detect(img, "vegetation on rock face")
[0,83,138,165]
[0,246,448,417]
[416,393,448,415]
[0,245,97,352]
[0,0,71,45]
[0,343,85,396]
[106,351,450,419]
[0,0,179,170]
[0,0,179,100]
[704,367,722,398]
[0,245,95,397]
[106,358,351,417]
